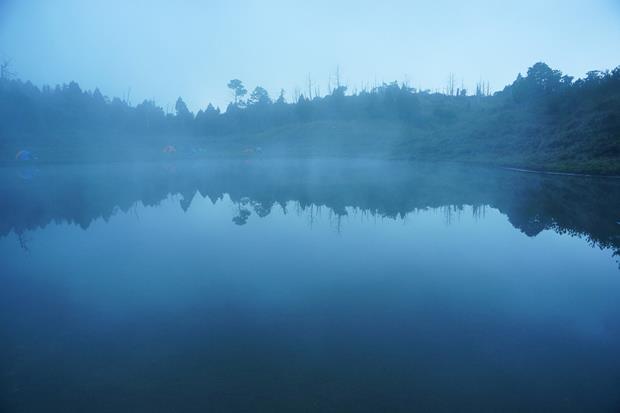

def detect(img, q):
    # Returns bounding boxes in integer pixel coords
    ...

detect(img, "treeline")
[0,72,443,139]
[0,62,617,139]
[0,62,619,172]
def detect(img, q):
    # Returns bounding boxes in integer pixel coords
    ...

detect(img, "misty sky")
[1,0,619,111]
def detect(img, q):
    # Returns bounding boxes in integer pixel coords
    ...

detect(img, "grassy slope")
[200,88,620,175]
[196,115,619,175]
[4,117,616,175]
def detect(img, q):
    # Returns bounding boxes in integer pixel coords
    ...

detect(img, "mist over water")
[1,160,619,412]
[1,0,619,411]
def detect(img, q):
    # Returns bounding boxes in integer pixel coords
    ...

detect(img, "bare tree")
[335,65,341,89]
[446,73,456,96]
[475,79,491,97]
[307,74,313,100]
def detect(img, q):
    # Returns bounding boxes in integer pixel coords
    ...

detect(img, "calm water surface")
[1,160,619,412]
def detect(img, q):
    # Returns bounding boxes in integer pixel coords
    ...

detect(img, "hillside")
[0,62,618,174]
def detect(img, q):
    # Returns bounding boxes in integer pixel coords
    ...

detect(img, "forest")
[1,62,619,174]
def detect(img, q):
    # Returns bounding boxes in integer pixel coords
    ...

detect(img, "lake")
[1,159,619,412]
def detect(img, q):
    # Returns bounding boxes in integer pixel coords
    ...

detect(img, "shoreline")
[1,156,620,179]
[503,166,620,179]
[0,151,620,179]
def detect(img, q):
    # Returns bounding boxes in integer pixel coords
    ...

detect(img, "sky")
[0,0,619,111]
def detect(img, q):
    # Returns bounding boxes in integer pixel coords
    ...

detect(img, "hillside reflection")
[1,160,619,261]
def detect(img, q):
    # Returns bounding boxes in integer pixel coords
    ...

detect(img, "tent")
[15,150,33,161]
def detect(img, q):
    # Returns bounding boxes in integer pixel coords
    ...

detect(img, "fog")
[2,2,620,411]
[1,0,619,110]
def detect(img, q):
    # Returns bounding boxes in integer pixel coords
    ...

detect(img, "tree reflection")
[0,160,618,263]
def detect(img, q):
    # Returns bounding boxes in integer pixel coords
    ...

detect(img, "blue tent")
[15,150,33,161]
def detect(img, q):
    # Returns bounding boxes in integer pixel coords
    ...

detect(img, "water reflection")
[1,160,620,412]
[1,159,618,262]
